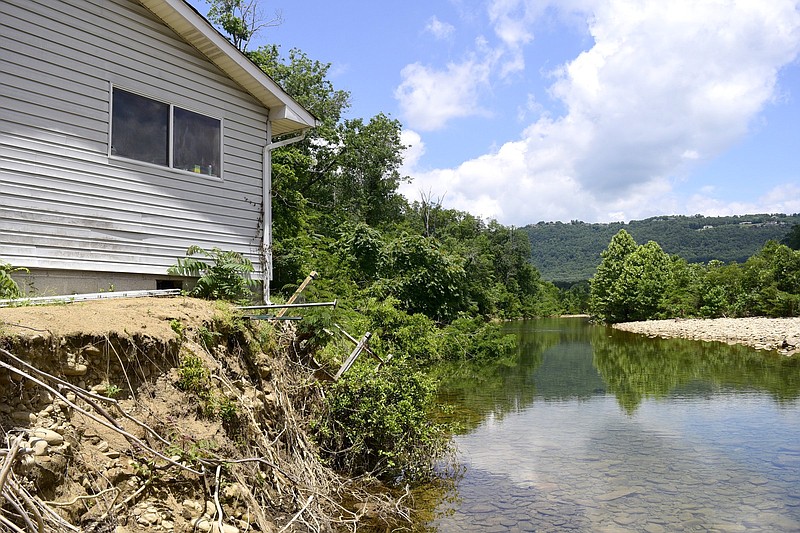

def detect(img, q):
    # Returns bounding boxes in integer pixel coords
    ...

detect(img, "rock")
[82,345,102,357]
[138,509,162,526]
[194,518,213,532]
[30,428,64,445]
[31,439,49,456]
[38,390,54,404]
[12,410,35,424]
[205,501,216,517]
[222,483,246,500]
[96,440,110,452]
[194,517,240,533]
[63,363,88,376]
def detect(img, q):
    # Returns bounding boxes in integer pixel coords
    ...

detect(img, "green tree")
[590,229,638,322]
[590,231,672,322]
[621,241,672,321]
[738,241,800,316]
[206,0,282,52]
[781,224,800,250]
[374,233,468,322]
[335,114,408,227]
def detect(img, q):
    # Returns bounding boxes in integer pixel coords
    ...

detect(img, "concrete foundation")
[11,269,189,297]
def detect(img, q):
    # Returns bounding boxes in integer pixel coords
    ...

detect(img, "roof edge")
[138,0,318,135]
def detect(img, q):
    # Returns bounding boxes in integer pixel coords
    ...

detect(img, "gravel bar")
[613,317,800,356]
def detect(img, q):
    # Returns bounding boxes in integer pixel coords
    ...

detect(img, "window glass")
[174,107,221,177]
[111,87,221,177]
[111,88,168,165]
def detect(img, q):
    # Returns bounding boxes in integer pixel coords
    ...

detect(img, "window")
[111,87,221,177]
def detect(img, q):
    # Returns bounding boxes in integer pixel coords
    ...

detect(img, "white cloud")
[688,183,800,217]
[400,0,800,224]
[394,59,492,131]
[399,129,425,173]
[425,16,455,40]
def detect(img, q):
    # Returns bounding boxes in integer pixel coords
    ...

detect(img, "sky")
[191,0,800,226]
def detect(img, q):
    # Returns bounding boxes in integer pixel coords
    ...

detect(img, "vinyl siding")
[0,0,269,275]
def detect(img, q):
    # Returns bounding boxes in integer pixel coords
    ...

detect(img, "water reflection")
[597,327,800,413]
[426,318,800,532]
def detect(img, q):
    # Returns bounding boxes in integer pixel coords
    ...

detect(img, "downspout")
[262,119,307,303]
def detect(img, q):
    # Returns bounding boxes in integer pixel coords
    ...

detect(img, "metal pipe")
[0,288,181,307]
[236,299,337,310]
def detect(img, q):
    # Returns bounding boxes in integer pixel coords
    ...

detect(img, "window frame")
[108,85,224,180]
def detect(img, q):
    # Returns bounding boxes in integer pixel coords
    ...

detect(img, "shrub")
[0,261,28,299]
[168,245,256,303]
[313,361,450,483]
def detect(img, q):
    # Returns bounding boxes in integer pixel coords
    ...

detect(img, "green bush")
[0,261,28,299]
[313,361,450,483]
[168,245,256,303]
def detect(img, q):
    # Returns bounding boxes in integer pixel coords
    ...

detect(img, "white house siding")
[0,0,269,284]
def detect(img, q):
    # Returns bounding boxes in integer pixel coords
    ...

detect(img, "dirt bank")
[613,316,800,356]
[0,296,401,533]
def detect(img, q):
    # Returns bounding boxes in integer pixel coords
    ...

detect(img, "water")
[427,317,800,532]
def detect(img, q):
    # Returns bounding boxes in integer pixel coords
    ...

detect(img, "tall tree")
[206,0,282,52]
[335,114,407,227]
[590,229,638,322]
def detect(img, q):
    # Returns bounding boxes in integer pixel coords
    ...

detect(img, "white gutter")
[261,120,308,303]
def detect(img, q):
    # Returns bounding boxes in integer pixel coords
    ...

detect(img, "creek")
[424,317,800,532]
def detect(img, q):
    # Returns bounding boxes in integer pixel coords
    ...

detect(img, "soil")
[0,296,398,533]
[0,296,218,340]
[613,316,800,356]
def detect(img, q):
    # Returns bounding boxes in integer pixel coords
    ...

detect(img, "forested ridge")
[523,214,800,283]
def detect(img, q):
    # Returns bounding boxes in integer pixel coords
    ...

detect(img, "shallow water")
[427,317,800,532]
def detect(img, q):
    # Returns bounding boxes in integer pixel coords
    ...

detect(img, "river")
[424,317,800,532]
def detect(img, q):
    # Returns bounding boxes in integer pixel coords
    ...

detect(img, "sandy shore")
[613,317,800,356]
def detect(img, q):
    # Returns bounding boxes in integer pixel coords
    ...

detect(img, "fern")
[168,246,256,303]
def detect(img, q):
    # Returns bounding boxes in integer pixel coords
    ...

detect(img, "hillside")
[522,213,800,283]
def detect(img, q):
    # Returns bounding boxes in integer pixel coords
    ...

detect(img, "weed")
[175,353,239,423]
[0,261,28,299]
[170,319,185,339]
[176,354,209,393]
[197,326,221,350]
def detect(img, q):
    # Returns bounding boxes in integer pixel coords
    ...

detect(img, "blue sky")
[191,0,800,226]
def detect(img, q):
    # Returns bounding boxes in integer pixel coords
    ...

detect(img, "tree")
[375,234,468,322]
[620,241,672,321]
[590,229,638,322]
[782,224,800,250]
[206,0,282,52]
[334,113,408,227]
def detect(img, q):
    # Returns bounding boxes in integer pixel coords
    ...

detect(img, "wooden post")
[334,332,372,380]
[333,323,391,366]
[276,271,318,318]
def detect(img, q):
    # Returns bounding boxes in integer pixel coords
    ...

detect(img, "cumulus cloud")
[425,16,455,40]
[399,129,425,173]
[399,0,800,224]
[395,58,493,131]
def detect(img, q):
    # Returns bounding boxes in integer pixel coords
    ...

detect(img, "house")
[0,0,317,300]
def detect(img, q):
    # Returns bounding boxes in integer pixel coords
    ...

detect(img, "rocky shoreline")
[613,316,800,356]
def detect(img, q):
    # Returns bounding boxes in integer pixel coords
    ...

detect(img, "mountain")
[522,214,800,283]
